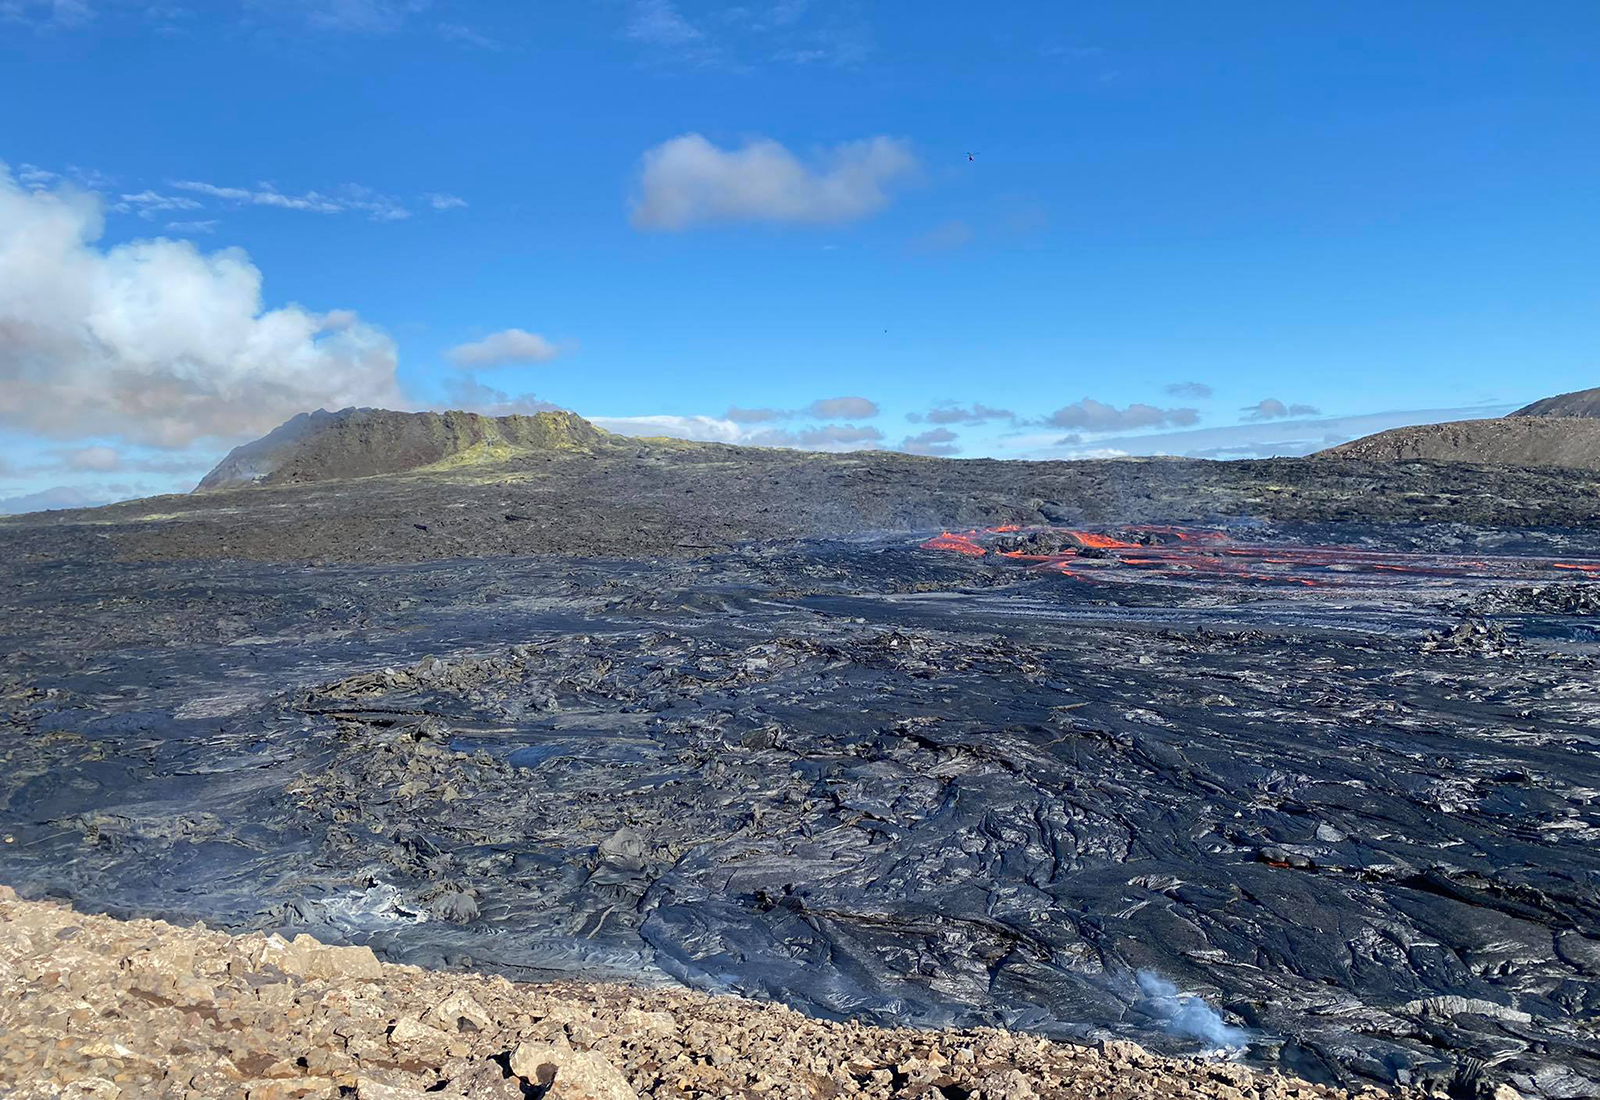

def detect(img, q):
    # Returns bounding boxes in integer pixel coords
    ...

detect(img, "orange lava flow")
[917,523,1599,590]
[1073,532,1142,550]
[921,531,986,556]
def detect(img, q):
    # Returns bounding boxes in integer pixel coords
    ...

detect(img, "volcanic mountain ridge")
[195,407,609,491]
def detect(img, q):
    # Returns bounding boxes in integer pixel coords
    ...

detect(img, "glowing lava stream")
[918,525,1600,588]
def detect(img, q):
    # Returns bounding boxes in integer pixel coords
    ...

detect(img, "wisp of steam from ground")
[1136,971,1250,1049]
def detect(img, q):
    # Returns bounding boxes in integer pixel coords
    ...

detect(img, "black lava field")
[4,521,1600,1098]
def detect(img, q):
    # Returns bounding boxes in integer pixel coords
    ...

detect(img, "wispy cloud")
[165,219,219,235]
[164,178,465,222]
[1,0,92,29]
[295,0,428,34]
[625,0,702,45]
[630,134,918,231]
[173,180,349,214]
[113,190,204,218]
[1165,381,1213,399]
[909,219,974,253]
[24,161,470,226]
[437,21,501,50]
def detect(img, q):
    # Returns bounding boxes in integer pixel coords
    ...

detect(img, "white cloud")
[725,405,790,423]
[0,163,405,449]
[445,328,562,369]
[722,396,879,421]
[630,133,917,230]
[165,219,219,235]
[58,444,120,471]
[900,427,959,456]
[749,423,882,448]
[591,414,883,452]
[1045,398,1199,431]
[591,414,748,444]
[805,395,878,419]
[424,192,468,210]
[1242,397,1320,421]
[15,164,59,188]
[909,402,1015,425]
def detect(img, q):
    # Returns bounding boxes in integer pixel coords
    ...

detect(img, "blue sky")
[1,1,1597,510]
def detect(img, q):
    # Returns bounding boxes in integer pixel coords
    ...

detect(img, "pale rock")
[509,1037,639,1099]
[431,992,492,1033]
[978,1068,1038,1099]
[357,1077,463,1100]
[617,1007,677,1039]
[388,1015,448,1055]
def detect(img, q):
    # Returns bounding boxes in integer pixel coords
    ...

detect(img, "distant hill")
[1318,415,1600,471]
[1511,386,1600,418]
[195,407,609,491]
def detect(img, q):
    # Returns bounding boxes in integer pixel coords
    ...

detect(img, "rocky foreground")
[0,890,1422,1100]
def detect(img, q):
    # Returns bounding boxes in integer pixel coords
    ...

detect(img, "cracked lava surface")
[3,521,1599,1098]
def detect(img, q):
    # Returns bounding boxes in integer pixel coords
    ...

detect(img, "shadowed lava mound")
[1320,385,1600,471]
[1512,386,1600,419]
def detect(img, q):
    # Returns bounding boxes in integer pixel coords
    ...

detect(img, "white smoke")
[0,163,405,449]
[1136,970,1250,1049]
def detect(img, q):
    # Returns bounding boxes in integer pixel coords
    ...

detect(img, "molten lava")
[921,531,986,557]
[918,524,1600,590]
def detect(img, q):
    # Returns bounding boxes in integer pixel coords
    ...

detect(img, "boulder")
[508,1037,639,1100]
